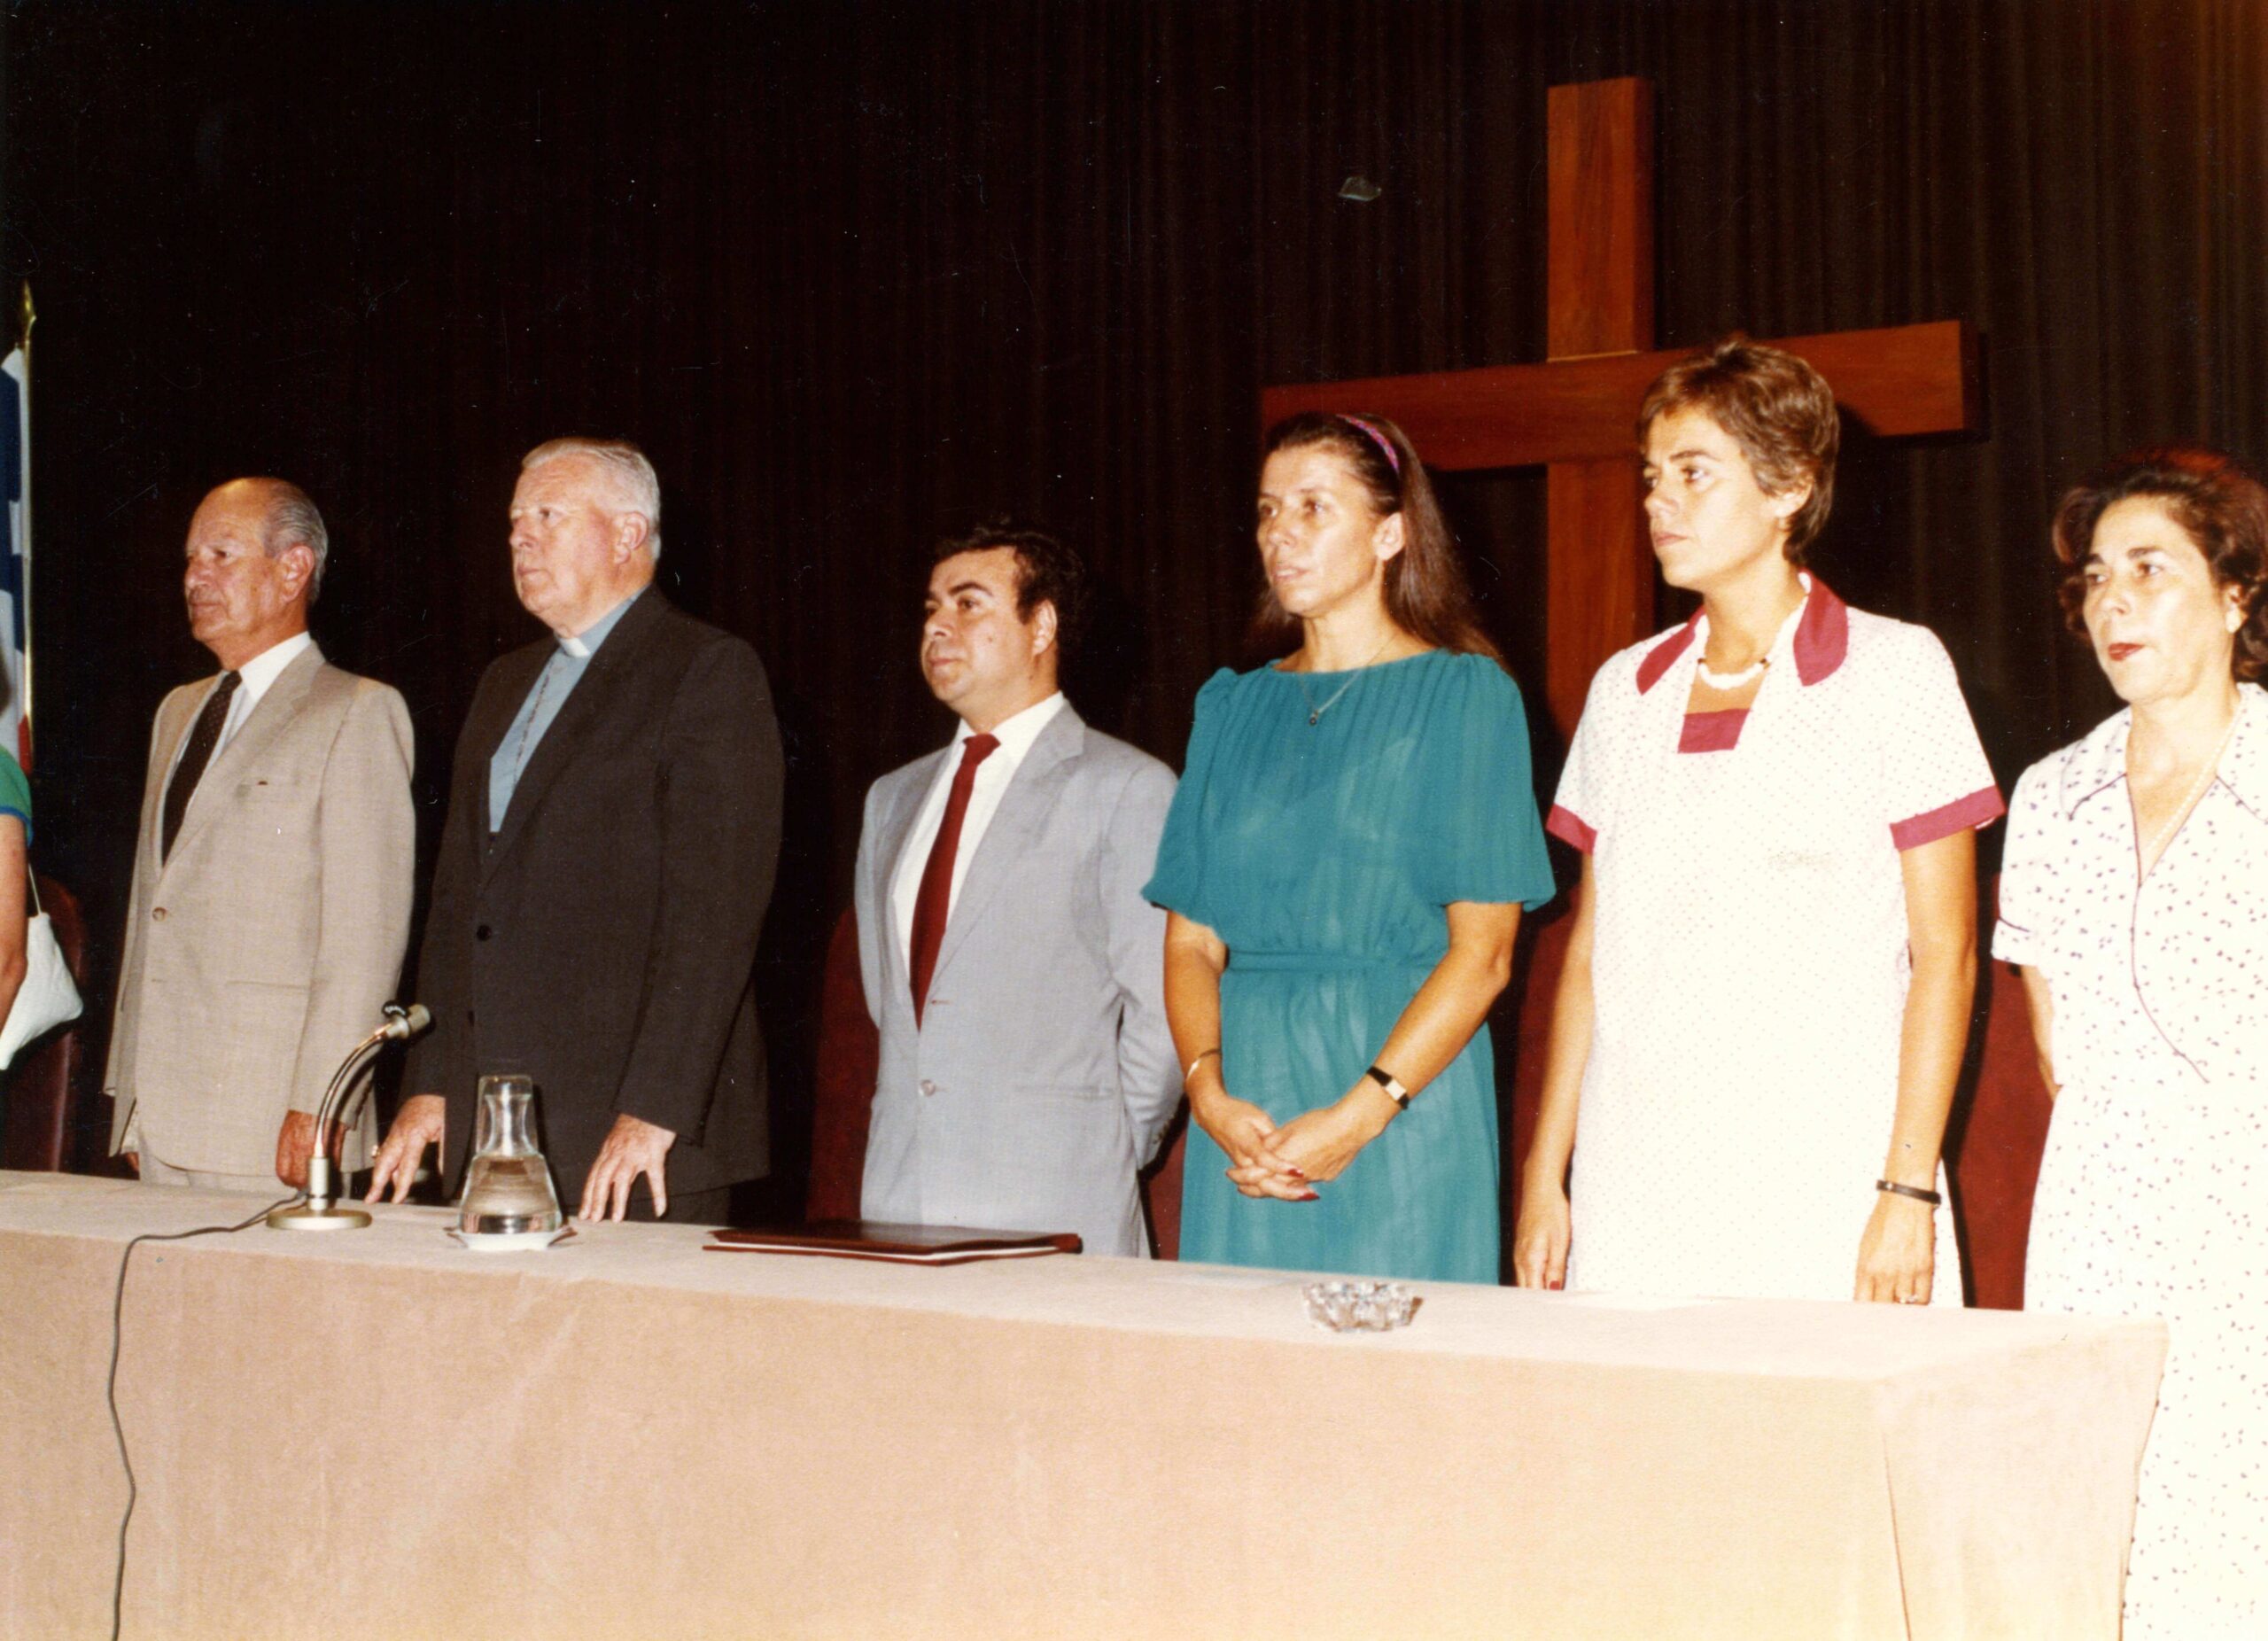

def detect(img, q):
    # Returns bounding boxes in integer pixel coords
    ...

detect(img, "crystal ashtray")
[1302,1279,1421,1333]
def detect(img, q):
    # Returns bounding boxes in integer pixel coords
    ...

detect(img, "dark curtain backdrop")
[5,0,2263,1209]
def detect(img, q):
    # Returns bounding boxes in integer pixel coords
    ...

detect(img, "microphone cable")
[105,1190,302,1641]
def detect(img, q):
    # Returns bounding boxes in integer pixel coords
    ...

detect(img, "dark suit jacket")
[404,589,783,1203]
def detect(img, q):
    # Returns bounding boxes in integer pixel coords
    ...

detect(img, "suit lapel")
[873,750,950,999]
[462,643,548,840]
[928,705,1084,985]
[159,644,325,872]
[142,687,202,883]
[482,590,667,882]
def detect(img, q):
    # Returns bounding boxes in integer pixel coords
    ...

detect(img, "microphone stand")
[268,1002,431,1232]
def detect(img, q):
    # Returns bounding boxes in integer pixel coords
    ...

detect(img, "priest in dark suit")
[369,438,782,1224]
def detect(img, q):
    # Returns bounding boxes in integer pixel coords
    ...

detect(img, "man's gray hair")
[521,437,664,558]
[251,478,330,604]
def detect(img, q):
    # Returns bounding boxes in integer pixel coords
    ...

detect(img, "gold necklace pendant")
[1293,633,1396,727]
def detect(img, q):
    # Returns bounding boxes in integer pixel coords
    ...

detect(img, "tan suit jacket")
[105,642,416,1176]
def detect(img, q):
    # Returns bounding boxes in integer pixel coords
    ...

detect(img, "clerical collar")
[557,588,641,658]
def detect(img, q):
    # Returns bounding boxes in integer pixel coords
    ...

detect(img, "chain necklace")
[1291,633,1396,727]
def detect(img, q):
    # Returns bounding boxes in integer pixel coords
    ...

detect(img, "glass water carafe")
[456,1074,564,1237]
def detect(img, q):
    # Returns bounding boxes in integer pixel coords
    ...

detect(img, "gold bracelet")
[1183,1047,1222,1086]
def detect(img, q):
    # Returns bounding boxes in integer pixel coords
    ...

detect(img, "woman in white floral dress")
[1997,447,2268,1639]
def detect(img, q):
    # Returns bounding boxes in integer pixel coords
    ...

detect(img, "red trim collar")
[1635,579,1851,695]
[1678,709,1749,753]
[1633,611,1700,694]
[1791,578,1850,685]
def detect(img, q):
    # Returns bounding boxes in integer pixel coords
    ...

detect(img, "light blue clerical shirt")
[487,589,642,832]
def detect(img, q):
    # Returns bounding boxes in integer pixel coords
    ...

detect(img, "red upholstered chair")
[1949,883,2055,1310]
[1504,877,2054,1309]
[0,875,91,1172]
[1505,896,1578,1266]
[806,906,879,1222]
[1140,1113,1186,1260]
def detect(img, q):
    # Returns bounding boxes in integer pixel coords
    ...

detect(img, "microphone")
[379,1002,433,1042]
[267,1002,433,1232]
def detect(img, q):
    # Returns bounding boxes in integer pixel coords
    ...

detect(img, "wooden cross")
[1262,79,1982,739]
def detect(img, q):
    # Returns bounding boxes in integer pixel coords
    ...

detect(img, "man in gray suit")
[854,525,1178,1256]
[107,478,416,1191]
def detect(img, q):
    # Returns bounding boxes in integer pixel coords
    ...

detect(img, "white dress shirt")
[890,691,1068,968]
[156,630,315,852]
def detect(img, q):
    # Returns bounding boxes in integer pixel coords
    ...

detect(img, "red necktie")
[909,733,999,1025]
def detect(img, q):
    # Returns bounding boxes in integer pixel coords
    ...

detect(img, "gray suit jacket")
[854,703,1178,1256]
[106,643,416,1175]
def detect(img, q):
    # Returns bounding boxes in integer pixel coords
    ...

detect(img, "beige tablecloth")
[0,1171,2164,1639]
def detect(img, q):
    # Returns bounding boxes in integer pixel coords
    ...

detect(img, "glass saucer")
[1302,1279,1420,1332]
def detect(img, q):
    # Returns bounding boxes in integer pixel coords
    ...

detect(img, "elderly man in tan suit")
[106,478,416,1192]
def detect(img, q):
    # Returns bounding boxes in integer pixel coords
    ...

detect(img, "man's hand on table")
[579,1114,677,1222]
[365,1094,446,1203]
[274,1110,346,1190]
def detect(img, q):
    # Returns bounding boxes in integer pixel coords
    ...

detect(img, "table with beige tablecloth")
[0,1171,2164,1640]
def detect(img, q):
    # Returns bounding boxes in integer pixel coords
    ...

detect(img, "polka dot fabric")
[1545,581,2000,1303]
[1995,681,2268,1637]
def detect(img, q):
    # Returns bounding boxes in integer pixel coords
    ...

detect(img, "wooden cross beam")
[1262,79,1983,738]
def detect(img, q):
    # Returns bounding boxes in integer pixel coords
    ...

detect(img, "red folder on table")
[705,1220,1083,1265]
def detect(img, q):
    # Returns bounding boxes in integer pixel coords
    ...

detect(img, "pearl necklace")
[2134,704,2241,875]
[1292,634,1396,726]
[1696,588,1810,692]
[1696,653,1768,691]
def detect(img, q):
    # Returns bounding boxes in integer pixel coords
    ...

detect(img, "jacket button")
[476,924,493,941]
[920,1079,937,1097]
[151,906,168,922]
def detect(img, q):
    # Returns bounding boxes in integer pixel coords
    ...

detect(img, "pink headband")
[1340,416,1402,476]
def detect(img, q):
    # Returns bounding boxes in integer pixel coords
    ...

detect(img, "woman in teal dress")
[1147,412,1554,1283]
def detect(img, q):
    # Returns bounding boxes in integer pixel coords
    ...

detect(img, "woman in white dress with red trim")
[1997,447,2268,1638]
[1514,338,2001,1306]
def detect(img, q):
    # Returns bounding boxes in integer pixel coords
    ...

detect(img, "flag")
[0,346,27,767]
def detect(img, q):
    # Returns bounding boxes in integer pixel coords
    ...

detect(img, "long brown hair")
[1248,411,1502,664]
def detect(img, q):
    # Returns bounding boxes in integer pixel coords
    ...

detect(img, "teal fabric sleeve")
[1423,656,1556,911]
[1141,665,1237,926]
[0,746,31,844]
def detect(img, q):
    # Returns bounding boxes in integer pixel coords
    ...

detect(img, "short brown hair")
[931,522,1087,660]
[1638,337,1839,564]
[2051,447,2268,682]
[1250,411,1502,664]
